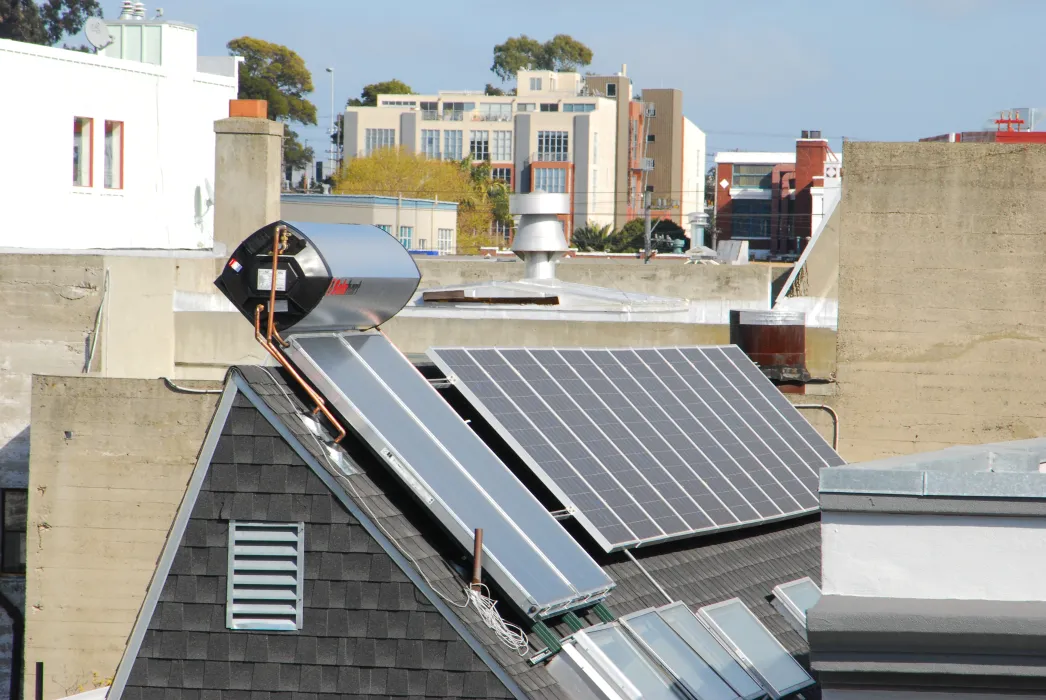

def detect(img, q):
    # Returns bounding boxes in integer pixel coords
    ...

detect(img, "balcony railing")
[473,113,513,122]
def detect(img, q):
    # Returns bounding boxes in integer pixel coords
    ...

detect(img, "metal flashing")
[229,373,532,700]
[821,493,1046,517]
[108,380,239,700]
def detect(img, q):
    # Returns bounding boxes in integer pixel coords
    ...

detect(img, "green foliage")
[334,148,500,254]
[490,33,593,81]
[606,217,684,253]
[227,36,317,125]
[347,79,413,107]
[0,0,100,45]
[283,128,314,171]
[484,83,505,96]
[572,222,613,252]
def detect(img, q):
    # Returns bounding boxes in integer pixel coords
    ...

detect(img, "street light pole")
[325,67,335,183]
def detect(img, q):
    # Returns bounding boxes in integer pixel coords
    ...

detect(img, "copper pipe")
[254,305,346,444]
[471,528,484,591]
[266,225,288,342]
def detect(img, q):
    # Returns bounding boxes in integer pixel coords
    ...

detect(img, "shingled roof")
[109,365,821,700]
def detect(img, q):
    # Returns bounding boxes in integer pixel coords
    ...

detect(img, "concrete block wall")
[25,376,218,700]
[835,142,1046,461]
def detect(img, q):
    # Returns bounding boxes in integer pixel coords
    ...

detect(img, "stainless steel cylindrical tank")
[215,220,421,333]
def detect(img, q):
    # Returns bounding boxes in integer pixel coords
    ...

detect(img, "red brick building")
[712,132,840,260]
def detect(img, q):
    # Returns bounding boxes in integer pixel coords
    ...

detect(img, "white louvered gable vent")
[226,522,305,631]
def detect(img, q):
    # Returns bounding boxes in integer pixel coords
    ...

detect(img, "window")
[492,218,512,243]
[529,77,542,91]
[420,129,440,159]
[443,130,463,160]
[647,134,656,143]
[1,490,26,574]
[492,167,512,189]
[606,83,617,97]
[647,105,657,117]
[442,102,472,121]
[563,103,595,113]
[540,103,559,112]
[73,117,93,186]
[469,130,489,161]
[732,164,773,189]
[533,168,566,193]
[536,131,569,162]
[516,103,536,112]
[420,101,439,120]
[437,228,454,254]
[592,168,598,197]
[380,100,416,107]
[104,120,123,189]
[399,226,413,249]
[417,238,428,250]
[492,131,512,161]
[376,224,391,233]
[226,521,304,631]
[729,199,772,239]
[593,132,598,165]
[479,103,511,121]
[364,128,395,156]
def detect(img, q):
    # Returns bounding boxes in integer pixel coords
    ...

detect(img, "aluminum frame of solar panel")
[698,598,815,699]
[428,346,843,552]
[284,331,615,618]
[770,577,821,641]
[619,607,748,700]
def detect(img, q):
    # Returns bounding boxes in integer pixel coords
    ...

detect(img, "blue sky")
[155,0,1044,167]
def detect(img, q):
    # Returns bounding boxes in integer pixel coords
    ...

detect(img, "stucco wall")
[834,142,1046,462]
[25,376,218,700]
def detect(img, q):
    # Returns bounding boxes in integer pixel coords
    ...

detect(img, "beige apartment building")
[342,68,705,238]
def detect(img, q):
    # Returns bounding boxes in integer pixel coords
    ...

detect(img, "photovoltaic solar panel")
[427,345,844,552]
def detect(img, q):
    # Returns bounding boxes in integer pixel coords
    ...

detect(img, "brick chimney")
[793,132,829,248]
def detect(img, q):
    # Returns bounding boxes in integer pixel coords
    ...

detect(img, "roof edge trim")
[108,378,239,700]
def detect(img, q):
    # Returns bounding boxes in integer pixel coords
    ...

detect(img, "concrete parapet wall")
[25,376,218,699]
[835,142,1046,462]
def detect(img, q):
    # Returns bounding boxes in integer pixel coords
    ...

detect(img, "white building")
[0,18,238,250]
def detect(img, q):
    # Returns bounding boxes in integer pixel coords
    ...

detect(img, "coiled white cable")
[465,583,530,656]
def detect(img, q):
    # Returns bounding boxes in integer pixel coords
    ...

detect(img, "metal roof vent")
[510,193,569,281]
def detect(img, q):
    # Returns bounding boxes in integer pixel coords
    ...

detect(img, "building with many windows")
[713,132,840,260]
[341,68,705,241]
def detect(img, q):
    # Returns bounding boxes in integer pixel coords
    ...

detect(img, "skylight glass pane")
[625,610,741,700]
[658,604,763,699]
[776,578,821,620]
[584,627,680,700]
[700,599,814,698]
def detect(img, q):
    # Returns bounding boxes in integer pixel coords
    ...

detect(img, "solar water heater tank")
[215,220,421,333]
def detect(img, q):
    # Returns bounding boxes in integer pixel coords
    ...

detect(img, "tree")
[283,128,314,172]
[572,222,612,252]
[0,0,100,46]
[491,33,593,82]
[347,79,413,107]
[227,37,317,125]
[228,37,317,179]
[607,217,682,253]
[484,83,505,96]
[333,148,499,254]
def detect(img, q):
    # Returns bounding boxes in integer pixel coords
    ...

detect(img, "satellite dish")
[84,17,113,50]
